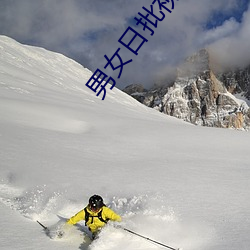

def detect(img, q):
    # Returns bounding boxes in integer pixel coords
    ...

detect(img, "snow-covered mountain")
[0,36,250,250]
[124,49,250,130]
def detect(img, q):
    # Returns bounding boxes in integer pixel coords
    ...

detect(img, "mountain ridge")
[123,49,250,130]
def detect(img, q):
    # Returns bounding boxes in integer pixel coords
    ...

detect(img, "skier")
[66,194,122,239]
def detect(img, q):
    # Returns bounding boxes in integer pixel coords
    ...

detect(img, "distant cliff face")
[123,49,250,130]
[217,66,250,100]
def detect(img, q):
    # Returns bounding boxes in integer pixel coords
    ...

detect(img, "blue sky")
[0,0,249,88]
[206,0,249,29]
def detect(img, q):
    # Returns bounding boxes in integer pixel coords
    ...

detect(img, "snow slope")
[0,35,250,250]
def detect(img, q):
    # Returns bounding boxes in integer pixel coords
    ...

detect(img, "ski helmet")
[89,195,104,210]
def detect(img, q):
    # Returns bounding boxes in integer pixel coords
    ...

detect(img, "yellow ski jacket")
[67,206,121,233]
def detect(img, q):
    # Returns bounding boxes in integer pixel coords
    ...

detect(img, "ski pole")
[122,227,180,250]
[37,220,48,231]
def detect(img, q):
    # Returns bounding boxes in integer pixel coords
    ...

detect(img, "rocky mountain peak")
[123,49,250,130]
[177,48,210,78]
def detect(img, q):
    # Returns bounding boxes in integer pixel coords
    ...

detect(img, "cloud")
[0,0,249,88]
[200,18,240,45]
[209,3,250,69]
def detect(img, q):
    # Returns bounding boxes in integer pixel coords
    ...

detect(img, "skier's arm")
[104,207,122,222]
[67,209,85,225]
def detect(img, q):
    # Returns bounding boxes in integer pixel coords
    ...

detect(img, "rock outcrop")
[124,49,250,130]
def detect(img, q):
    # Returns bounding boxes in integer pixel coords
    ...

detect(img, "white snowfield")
[0,35,249,250]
